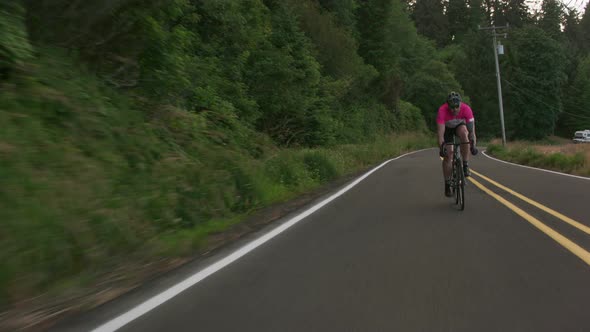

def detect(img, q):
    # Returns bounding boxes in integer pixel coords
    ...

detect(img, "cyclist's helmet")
[447,91,462,109]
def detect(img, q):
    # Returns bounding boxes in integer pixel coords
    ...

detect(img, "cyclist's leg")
[455,124,470,163]
[455,124,471,177]
[443,127,455,196]
[443,127,455,179]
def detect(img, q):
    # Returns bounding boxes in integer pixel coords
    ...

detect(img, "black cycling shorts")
[444,123,471,143]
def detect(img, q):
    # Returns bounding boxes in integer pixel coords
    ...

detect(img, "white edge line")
[91,148,431,332]
[482,150,590,181]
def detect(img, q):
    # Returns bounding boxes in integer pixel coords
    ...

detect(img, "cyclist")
[437,91,477,197]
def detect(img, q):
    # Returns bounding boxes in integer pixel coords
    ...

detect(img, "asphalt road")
[53,148,590,332]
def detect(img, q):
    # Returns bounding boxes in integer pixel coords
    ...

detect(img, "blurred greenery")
[0,47,431,308]
[3,0,590,315]
[0,1,33,77]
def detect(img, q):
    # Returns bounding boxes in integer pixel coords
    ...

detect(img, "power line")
[502,69,590,110]
[503,79,590,121]
[503,79,560,110]
[561,111,590,121]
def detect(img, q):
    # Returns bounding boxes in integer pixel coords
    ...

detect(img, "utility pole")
[479,24,509,146]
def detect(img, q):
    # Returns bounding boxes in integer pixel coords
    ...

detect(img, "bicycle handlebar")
[440,141,478,156]
[443,141,473,146]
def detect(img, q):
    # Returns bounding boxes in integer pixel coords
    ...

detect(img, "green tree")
[287,1,374,84]
[189,0,270,123]
[538,0,563,40]
[491,0,508,25]
[25,0,157,66]
[490,0,528,27]
[411,0,449,47]
[447,0,469,42]
[580,2,590,53]
[0,1,33,77]
[358,0,419,107]
[563,9,583,53]
[467,0,488,30]
[246,2,324,146]
[561,8,583,113]
[317,0,359,35]
[442,29,500,139]
[504,0,530,27]
[135,1,203,106]
[404,59,463,130]
[559,56,590,134]
[285,0,384,143]
[504,26,566,139]
[482,0,495,23]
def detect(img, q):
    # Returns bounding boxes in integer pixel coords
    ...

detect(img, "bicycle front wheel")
[455,159,465,210]
[458,178,465,210]
[456,162,465,211]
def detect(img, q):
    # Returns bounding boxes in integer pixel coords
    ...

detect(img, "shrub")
[487,144,587,174]
[303,151,339,182]
[264,152,309,188]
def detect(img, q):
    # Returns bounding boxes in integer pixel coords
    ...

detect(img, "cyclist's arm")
[463,105,476,145]
[467,120,476,145]
[437,123,446,146]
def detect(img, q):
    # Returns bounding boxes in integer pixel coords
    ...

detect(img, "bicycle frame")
[444,139,471,210]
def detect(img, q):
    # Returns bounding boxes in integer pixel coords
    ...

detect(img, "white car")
[573,130,590,143]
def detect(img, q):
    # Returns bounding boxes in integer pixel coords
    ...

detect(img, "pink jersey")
[436,103,474,127]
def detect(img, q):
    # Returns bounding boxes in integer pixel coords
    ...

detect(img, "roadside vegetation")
[486,138,590,176]
[2,0,590,329]
[1,49,432,310]
[1,1,434,321]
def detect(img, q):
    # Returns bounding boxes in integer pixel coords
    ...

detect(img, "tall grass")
[0,50,434,311]
[486,143,589,176]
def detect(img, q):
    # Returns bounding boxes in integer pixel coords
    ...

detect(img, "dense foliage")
[5,0,588,143]
[0,1,33,77]
[2,0,590,319]
[412,0,590,139]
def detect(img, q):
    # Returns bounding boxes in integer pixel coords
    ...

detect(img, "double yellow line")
[468,170,590,266]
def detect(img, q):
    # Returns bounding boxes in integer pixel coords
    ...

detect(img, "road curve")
[52,148,590,332]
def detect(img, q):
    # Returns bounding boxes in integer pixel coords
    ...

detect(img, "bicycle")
[443,139,476,211]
